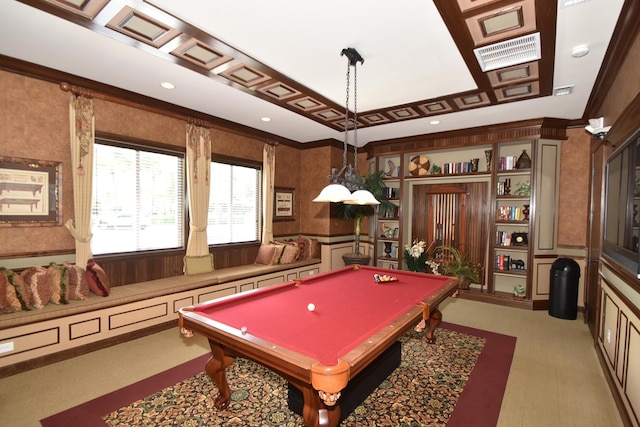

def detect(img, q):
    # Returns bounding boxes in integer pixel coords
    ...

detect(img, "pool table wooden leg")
[206,340,236,410]
[425,308,443,344]
[299,385,340,427]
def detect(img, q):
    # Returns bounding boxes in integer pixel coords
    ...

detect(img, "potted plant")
[403,239,428,272]
[436,245,481,290]
[334,170,396,265]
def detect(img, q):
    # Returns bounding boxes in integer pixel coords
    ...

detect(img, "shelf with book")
[488,140,533,299]
[404,146,490,178]
[374,155,403,269]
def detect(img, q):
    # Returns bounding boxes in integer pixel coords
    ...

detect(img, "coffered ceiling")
[0,0,627,145]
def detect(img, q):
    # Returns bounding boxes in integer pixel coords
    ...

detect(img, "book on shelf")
[497,205,523,221]
[440,161,475,174]
[497,156,518,171]
[380,205,399,218]
[495,254,511,271]
[495,231,513,246]
[496,178,512,196]
[383,187,400,199]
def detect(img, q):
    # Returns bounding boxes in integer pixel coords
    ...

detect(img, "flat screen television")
[603,128,640,278]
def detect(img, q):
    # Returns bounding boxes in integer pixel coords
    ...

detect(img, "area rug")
[41,323,515,427]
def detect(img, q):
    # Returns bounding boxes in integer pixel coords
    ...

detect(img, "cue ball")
[307,303,315,312]
[240,326,247,335]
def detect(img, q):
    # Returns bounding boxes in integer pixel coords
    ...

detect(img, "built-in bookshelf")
[371,136,560,307]
[374,154,402,269]
[490,141,532,297]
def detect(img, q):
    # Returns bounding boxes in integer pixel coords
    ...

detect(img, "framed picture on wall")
[0,156,62,226]
[274,187,294,221]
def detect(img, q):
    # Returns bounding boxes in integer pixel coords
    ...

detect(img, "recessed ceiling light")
[430,120,440,125]
[160,81,175,89]
[261,117,271,122]
[571,44,590,58]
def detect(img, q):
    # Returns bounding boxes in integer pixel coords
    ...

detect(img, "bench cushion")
[0,258,320,330]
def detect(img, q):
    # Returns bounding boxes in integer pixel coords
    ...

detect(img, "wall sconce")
[585,117,611,141]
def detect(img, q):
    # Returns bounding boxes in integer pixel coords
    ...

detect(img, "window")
[207,161,261,245]
[91,141,184,255]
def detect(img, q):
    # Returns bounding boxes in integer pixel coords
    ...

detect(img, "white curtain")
[65,95,95,267]
[185,123,212,257]
[262,143,275,243]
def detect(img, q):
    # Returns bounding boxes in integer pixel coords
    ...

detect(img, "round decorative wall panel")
[408,155,430,176]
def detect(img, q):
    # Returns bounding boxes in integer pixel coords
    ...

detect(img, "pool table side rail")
[179,308,321,384]
[178,274,459,385]
[340,277,459,376]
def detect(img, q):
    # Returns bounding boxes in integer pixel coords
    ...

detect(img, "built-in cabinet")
[371,136,561,307]
[599,266,640,427]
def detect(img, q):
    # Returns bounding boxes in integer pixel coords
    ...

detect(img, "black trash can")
[549,258,580,319]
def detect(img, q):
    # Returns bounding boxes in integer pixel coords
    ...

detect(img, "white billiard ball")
[240,326,248,335]
[307,303,316,312]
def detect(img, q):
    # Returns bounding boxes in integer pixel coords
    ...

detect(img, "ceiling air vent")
[474,33,541,72]
[553,85,574,96]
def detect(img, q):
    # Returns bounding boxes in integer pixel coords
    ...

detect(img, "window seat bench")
[0,258,322,377]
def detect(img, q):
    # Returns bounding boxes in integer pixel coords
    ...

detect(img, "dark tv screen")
[603,129,640,278]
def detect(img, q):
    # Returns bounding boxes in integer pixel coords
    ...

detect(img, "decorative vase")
[470,158,479,172]
[516,150,531,169]
[484,150,493,172]
[522,204,530,221]
[384,241,393,258]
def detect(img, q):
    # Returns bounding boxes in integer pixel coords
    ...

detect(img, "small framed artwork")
[274,187,294,221]
[0,156,62,226]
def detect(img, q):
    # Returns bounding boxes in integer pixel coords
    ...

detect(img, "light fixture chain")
[353,62,358,178]
[343,60,350,171]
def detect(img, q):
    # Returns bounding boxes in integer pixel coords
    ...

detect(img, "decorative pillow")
[279,243,300,264]
[47,262,69,305]
[183,254,214,275]
[64,262,90,300]
[271,244,286,265]
[293,238,308,261]
[86,259,110,297]
[254,244,277,265]
[20,266,51,309]
[0,268,26,314]
[295,237,319,260]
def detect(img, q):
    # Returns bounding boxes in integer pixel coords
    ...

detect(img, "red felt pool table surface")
[188,265,456,365]
[179,265,458,427]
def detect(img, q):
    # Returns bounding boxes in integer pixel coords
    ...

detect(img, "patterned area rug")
[103,328,484,427]
[41,323,515,427]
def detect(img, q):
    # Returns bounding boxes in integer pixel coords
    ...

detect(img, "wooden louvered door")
[412,182,488,287]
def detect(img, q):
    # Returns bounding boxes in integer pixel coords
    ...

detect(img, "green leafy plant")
[436,245,481,289]
[403,239,427,272]
[334,170,396,255]
[514,180,531,196]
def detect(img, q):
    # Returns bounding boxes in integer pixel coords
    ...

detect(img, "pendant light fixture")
[313,48,379,205]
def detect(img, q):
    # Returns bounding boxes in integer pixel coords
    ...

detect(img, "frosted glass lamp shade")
[312,184,352,203]
[343,190,380,205]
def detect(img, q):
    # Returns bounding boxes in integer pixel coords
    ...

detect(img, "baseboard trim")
[595,344,634,427]
[0,320,176,379]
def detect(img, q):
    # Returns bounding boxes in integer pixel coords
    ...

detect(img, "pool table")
[179,265,458,427]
